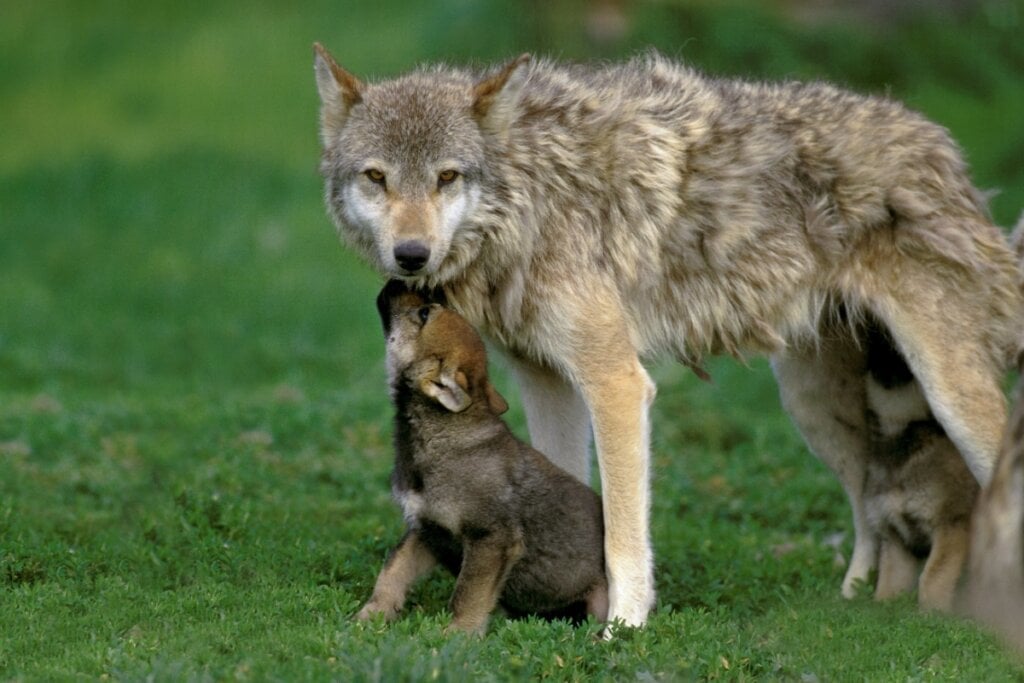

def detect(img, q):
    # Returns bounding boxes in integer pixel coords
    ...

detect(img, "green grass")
[3,0,1024,679]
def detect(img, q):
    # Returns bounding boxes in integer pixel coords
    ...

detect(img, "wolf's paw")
[605,567,655,631]
[841,570,877,600]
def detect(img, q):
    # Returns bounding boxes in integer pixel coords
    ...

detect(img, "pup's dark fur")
[356,280,607,635]
[862,325,977,610]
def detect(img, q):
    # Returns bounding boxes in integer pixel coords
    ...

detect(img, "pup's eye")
[365,169,386,187]
[437,169,459,187]
[417,306,431,324]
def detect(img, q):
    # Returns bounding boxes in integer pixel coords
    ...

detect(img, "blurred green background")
[2,1,1024,678]
[2,0,1023,401]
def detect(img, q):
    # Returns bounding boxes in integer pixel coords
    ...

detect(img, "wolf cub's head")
[314,44,530,285]
[376,280,508,415]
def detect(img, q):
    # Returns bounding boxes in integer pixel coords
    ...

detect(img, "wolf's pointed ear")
[484,381,509,415]
[314,43,363,142]
[472,53,530,135]
[421,366,472,413]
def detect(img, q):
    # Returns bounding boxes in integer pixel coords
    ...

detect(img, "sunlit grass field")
[3,1,1024,679]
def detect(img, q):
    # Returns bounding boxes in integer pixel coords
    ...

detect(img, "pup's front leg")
[357,530,438,621]
[570,321,656,629]
[446,531,524,635]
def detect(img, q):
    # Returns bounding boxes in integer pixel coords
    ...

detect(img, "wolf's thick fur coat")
[315,48,1023,626]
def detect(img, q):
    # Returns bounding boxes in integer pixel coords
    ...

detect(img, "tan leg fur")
[447,533,525,635]
[567,298,657,630]
[874,538,919,601]
[918,525,969,611]
[357,531,438,621]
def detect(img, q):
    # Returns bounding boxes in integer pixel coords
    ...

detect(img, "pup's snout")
[394,240,431,273]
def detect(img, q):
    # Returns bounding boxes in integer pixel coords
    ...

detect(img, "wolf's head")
[315,45,529,284]
[376,279,508,415]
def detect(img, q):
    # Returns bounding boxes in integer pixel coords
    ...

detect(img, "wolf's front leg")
[357,530,438,621]
[573,343,657,629]
[508,355,593,484]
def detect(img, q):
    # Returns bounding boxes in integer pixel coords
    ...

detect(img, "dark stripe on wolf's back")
[865,320,915,389]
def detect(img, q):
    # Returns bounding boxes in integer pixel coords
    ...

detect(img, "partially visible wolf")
[314,45,1023,626]
[964,353,1024,652]
[963,216,1024,651]
[860,323,977,611]
[357,280,607,635]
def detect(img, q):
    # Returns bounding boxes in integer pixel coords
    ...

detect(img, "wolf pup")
[861,324,978,611]
[356,280,607,635]
[315,46,1023,625]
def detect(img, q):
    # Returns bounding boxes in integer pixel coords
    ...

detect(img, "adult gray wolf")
[313,45,1023,627]
[860,321,976,611]
[357,280,607,635]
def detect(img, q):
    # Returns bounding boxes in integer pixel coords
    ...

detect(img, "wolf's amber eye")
[365,169,386,186]
[437,169,459,187]
[417,306,431,324]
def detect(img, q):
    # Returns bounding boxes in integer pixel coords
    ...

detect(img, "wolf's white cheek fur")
[340,184,396,269]
[434,184,481,260]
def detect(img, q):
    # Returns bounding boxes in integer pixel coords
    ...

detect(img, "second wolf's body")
[316,49,1023,625]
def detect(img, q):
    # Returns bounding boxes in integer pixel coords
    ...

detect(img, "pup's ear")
[472,54,530,135]
[313,43,363,143]
[421,366,472,413]
[484,381,509,415]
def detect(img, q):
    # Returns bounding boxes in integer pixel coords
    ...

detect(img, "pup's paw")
[443,618,487,637]
[355,600,399,622]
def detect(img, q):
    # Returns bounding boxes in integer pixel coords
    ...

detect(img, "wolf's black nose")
[394,241,430,272]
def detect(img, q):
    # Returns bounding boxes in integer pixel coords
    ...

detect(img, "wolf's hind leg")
[772,334,877,598]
